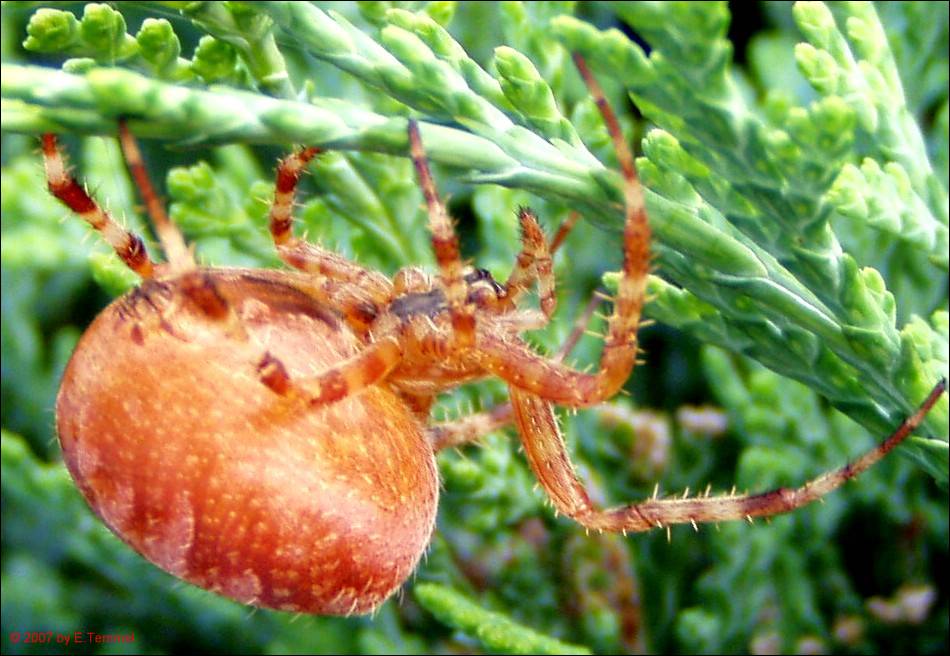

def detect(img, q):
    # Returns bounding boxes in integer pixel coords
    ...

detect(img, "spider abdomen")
[56,269,438,615]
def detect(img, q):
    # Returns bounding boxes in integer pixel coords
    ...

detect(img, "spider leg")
[476,332,642,407]
[554,292,606,362]
[170,269,396,394]
[495,208,580,322]
[257,336,403,407]
[42,133,156,278]
[428,404,513,451]
[407,120,476,348]
[427,295,601,451]
[519,53,649,408]
[289,275,392,335]
[474,56,649,406]
[510,380,946,532]
[176,270,247,338]
[268,147,393,304]
[117,120,194,272]
[549,211,580,255]
[499,207,556,318]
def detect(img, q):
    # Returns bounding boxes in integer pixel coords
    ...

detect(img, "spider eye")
[465,269,505,297]
[464,268,489,283]
[465,268,505,296]
[463,268,505,304]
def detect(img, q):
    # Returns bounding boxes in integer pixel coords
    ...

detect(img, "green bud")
[808,95,855,151]
[386,8,465,60]
[23,8,82,53]
[642,130,711,180]
[793,1,839,52]
[844,9,887,66]
[299,5,356,56]
[826,163,869,218]
[380,25,434,70]
[495,46,569,140]
[424,1,456,28]
[551,16,653,84]
[794,43,840,96]
[838,256,896,338]
[136,18,182,75]
[79,3,138,61]
[191,36,238,83]
[356,2,389,27]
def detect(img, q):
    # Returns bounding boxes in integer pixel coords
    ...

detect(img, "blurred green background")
[2,2,947,654]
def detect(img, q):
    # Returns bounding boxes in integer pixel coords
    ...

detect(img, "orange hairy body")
[56,269,438,615]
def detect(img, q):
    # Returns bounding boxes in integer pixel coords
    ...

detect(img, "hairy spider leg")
[500,206,580,318]
[258,336,403,407]
[573,53,648,395]
[43,133,156,278]
[474,54,649,408]
[267,146,394,331]
[499,208,557,318]
[116,126,251,325]
[427,293,602,451]
[268,146,320,248]
[116,120,194,272]
[268,147,393,300]
[511,379,946,532]
[407,120,476,348]
[428,403,514,452]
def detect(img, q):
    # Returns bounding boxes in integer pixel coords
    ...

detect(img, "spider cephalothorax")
[388,268,505,321]
[45,57,945,616]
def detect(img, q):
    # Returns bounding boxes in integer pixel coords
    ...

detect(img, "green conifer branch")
[155,0,294,97]
[414,583,591,654]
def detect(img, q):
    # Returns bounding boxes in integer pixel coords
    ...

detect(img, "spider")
[45,57,945,616]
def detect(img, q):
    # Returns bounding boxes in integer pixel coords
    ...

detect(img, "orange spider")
[46,57,945,616]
